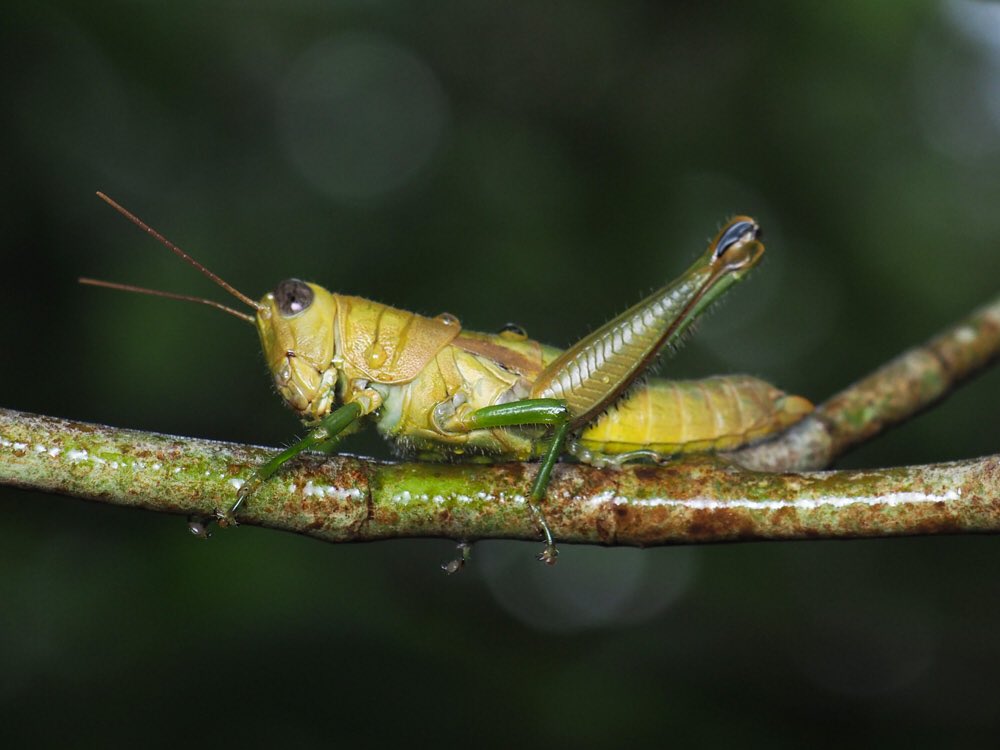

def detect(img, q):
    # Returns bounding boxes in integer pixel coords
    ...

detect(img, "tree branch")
[1,294,998,549]
[729,294,1000,471]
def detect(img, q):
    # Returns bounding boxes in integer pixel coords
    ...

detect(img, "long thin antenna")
[95,191,262,312]
[79,277,255,323]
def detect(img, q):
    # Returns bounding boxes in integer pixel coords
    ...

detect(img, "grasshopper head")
[256,279,340,423]
[83,194,343,425]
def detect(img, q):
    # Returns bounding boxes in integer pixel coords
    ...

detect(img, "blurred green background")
[3,0,1000,746]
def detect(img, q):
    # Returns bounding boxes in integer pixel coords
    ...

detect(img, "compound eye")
[274,279,314,317]
[712,219,761,261]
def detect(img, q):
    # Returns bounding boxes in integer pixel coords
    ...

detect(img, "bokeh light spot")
[480,543,698,633]
[278,33,449,201]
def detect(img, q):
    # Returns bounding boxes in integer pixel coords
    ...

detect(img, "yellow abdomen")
[577,375,812,455]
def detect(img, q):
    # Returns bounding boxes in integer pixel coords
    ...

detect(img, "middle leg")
[460,398,570,564]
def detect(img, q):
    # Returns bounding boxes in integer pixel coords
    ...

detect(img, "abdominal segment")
[575,375,812,456]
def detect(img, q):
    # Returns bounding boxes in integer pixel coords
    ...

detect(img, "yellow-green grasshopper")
[82,193,813,563]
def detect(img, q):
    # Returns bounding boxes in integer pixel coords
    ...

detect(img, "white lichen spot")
[288,483,297,493]
[955,326,976,344]
[152,463,162,471]
[47,447,61,458]
[0,438,10,448]
[110,461,119,470]
[228,478,245,491]
[34,444,46,453]
[312,485,359,501]
[591,490,610,504]
[173,467,181,474]
[590,490,962,511]
[66,449,88,463]
[13,442,28,452]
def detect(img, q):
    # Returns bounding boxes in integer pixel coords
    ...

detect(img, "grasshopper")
[83,193,812,563]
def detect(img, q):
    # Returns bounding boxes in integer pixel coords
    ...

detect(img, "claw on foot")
[215,508,238,528]
[186,515,214,539]
[527,501,558,565]
[441,541,473,575]
[217,478,259,528]
[537,544,559,566]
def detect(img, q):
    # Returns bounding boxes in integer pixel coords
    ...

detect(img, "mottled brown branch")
[1,408,999,546]
[729,294,1000,472]
[1,294,998,549]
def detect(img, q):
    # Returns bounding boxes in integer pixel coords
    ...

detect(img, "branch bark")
[1,294,998,549]
[729,294,1000,471]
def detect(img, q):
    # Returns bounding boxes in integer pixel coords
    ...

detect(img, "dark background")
[3,1,1000,746]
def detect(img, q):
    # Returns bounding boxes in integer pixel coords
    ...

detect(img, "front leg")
[220,380,383,525]
[218,401,364,526]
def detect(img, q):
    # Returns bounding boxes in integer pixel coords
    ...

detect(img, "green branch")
[1,293,998,549]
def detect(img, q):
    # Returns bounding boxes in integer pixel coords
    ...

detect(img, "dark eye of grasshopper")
[712,220,761,262]
[274,279,314,316]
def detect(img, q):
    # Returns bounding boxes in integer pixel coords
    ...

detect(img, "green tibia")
[225,401,363,521]
[467,398,570,563]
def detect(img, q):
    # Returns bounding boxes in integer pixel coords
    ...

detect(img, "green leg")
[219,401,363,525]
[465,398,570,564]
